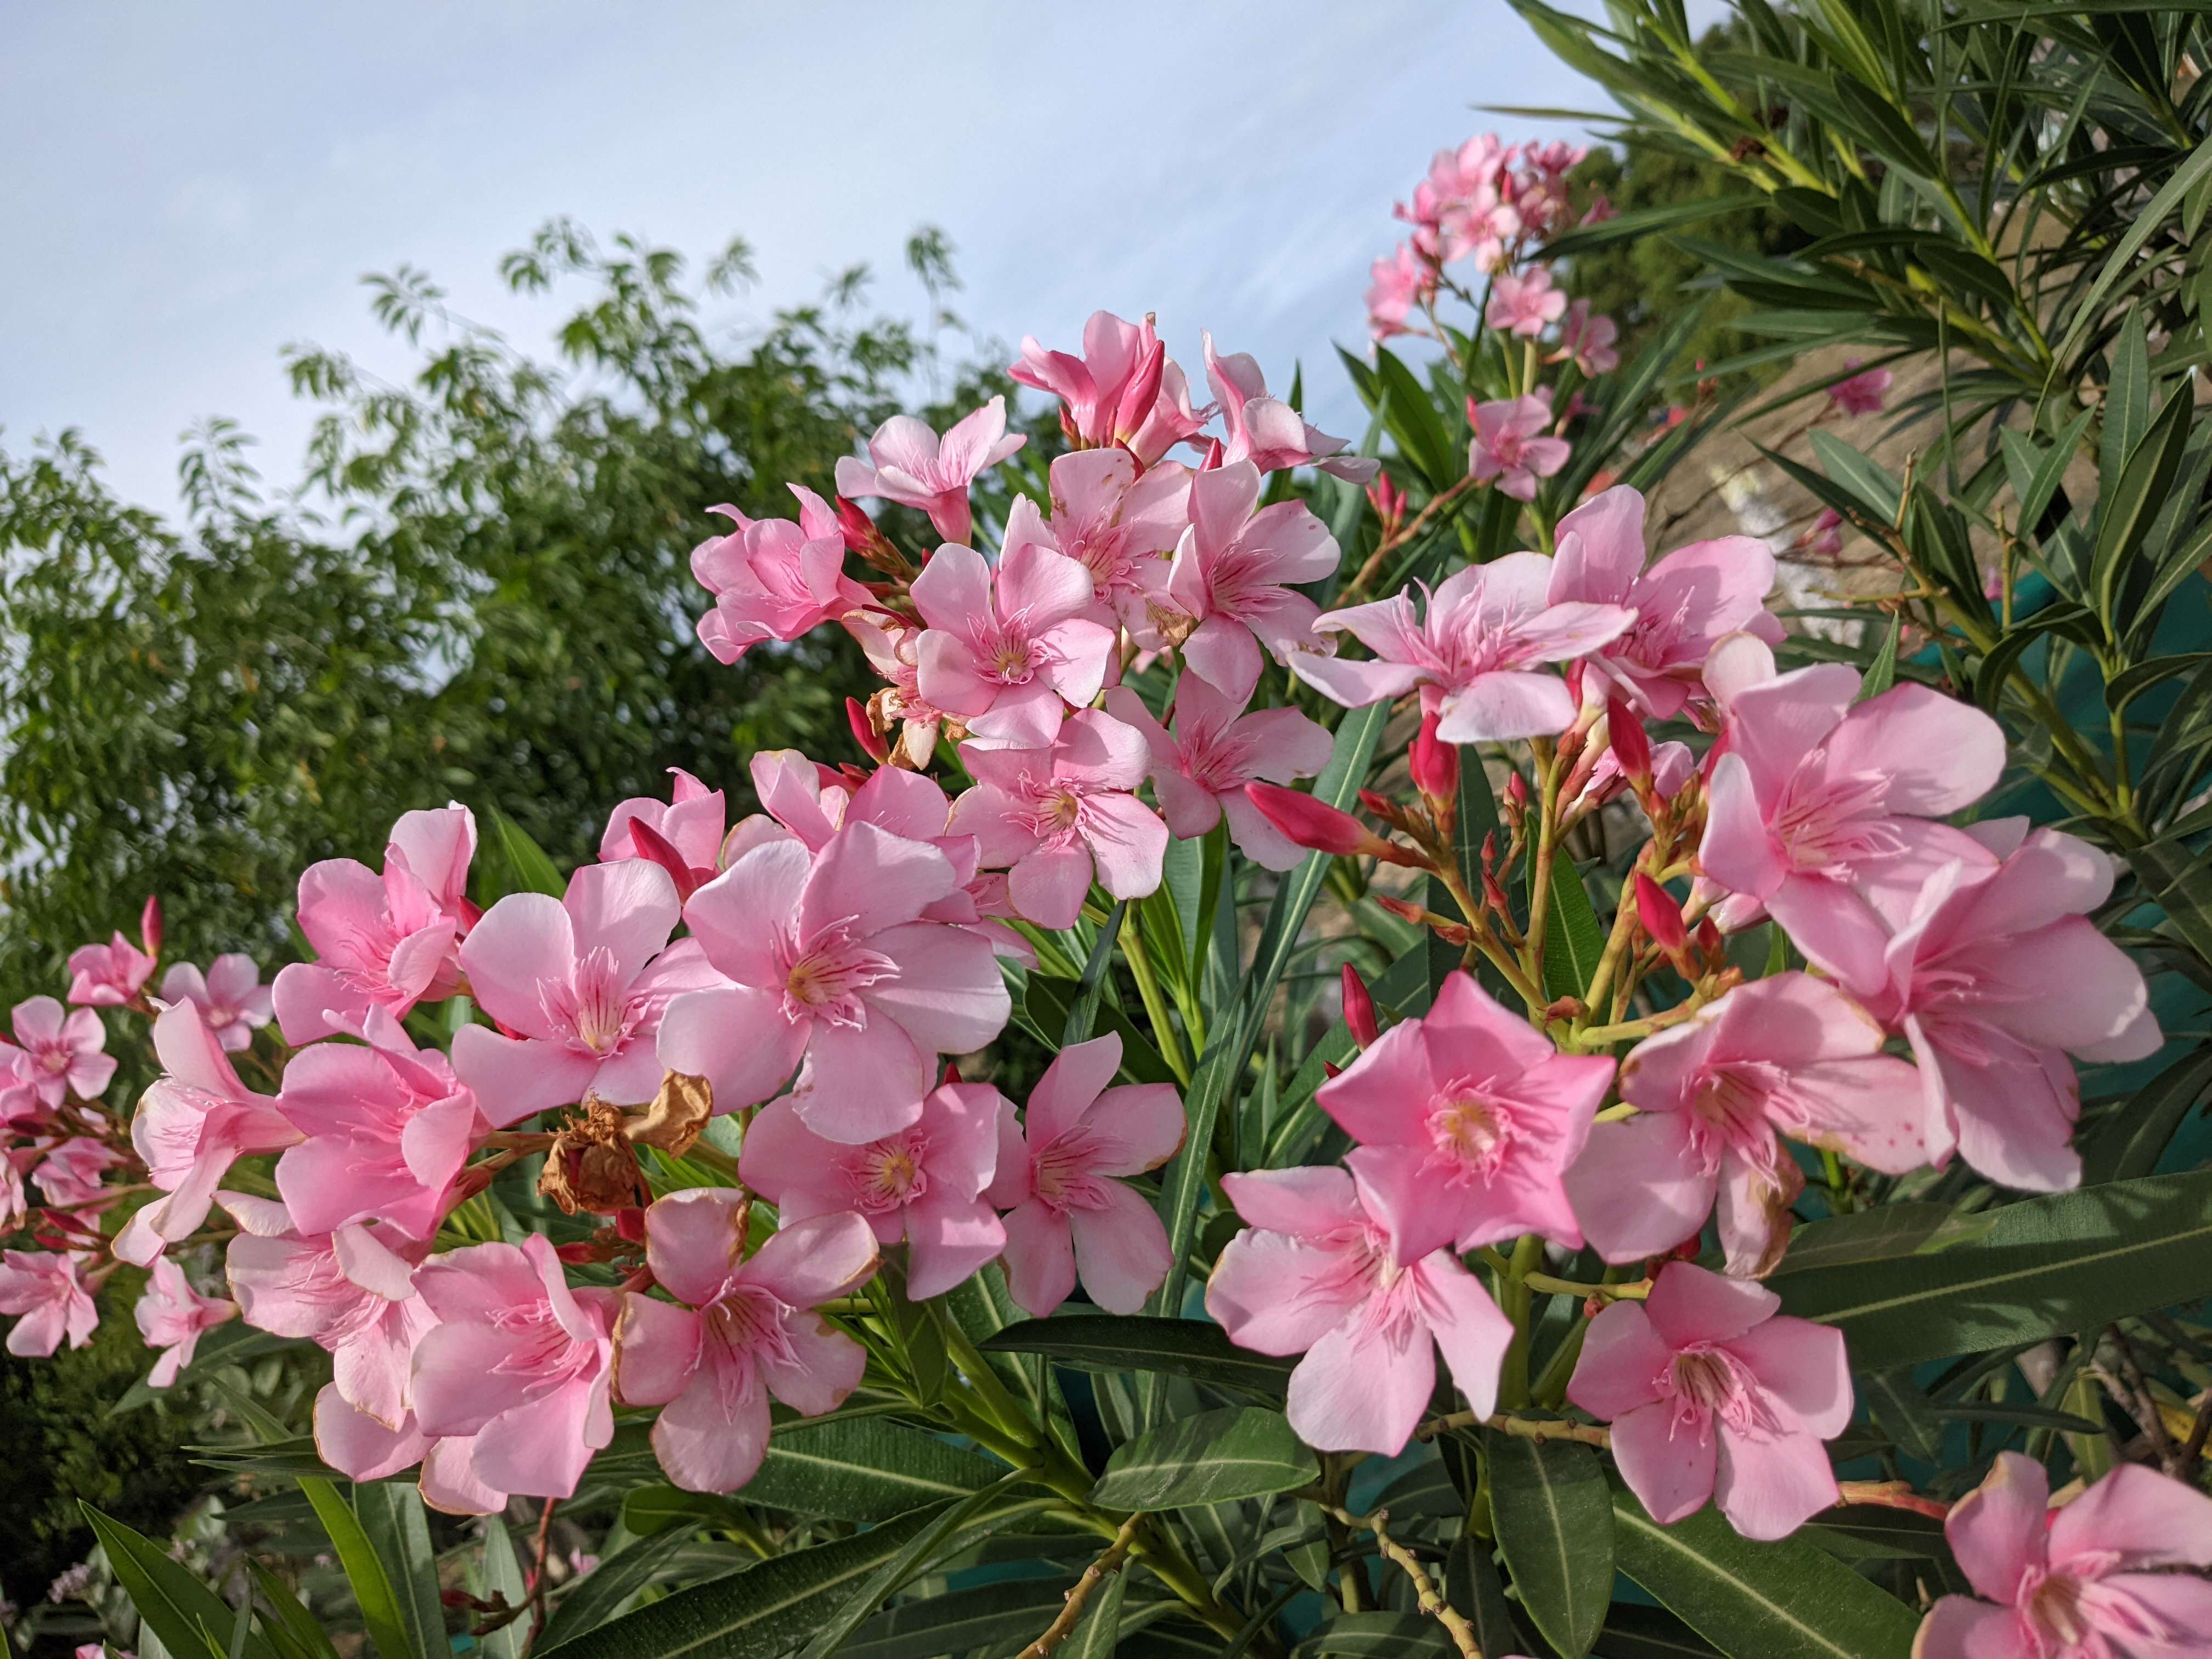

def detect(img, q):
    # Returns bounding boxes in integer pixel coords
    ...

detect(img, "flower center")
[1771,768,1904,876]
[853,1135,929,1211]
[543,946,638,1057]
[1660,1343,1778,1437]
[779,921,897,1028]
[1685,1063,1781,1172]
[1425,1083,1516,1182]
[1023,788,1083,839]
[2019,1567,2092,1651]
[1032,1127,1112,1215]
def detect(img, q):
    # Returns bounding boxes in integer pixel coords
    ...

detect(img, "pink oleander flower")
[1203,333,1378,482]
[1570,736,1695,819]
[115,1002,301,1266]
[1545,485,1780,718]
[660,820,1009,1142]
[614,1195,876,1494]
[692,486,872,665]
[1400,134,1523,269]
[277,1031,487,1238]
[1367,243,1435,341]
[1558,300,1620,375]
[134,1257,235,1386]
[1004,448,1191,638]
[1828,361,1892,416]
[0,1250,98,1356]
[8,997,116,1108]
[1102,679,1335,871]
[66,932,155,1007]
[1698,645,2007,995]
[1916,1453,2212,1659]
[912,541,1115,749]
[452,861,722,1127]
[1296,553,1634,743]
[601,768,726,897]
[983,1033,1182,1318]
[1487,267,1567,337]
[1161,461,1341,704]
[1010,311,1206,466]
[740,1079,1005,1300]
[1799,507,1846,560]
[834,397,1025,545]
[1865,823,2160,1193]
[1315,970,1614,1263]
[847,612,946,769]
[157,956,273,1053]
[411,1233,619,1501]
[1207,1165,1514,1455]
[1565,973,1926,1276]
[1469,395,1572,501]
[273,804,478,1046]
[32,1137,124,1209]
[1568,1262,1850,1541]
[949,710,1170,930]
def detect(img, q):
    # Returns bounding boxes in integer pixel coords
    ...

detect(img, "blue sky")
[2,2,1624,512]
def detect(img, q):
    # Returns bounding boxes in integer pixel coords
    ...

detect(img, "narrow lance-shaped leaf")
[1090,1407,1319,1510]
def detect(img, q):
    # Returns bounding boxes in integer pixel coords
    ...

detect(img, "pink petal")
[1725,1317,1851,1438]
[1181,616,1265,704]
[1085,1084,1186,1175]
[613,1293,702,1407]
[1713,1425,1838,1541]
[864,921,1009,1056]
[759,1310,868,1415]
[456,894,574,1040]
[904,1195,1007,1301]
[2050,1460,2212,1572]
[1207,1231,1368,1355]
[654,1368,771,1493]
[450,1028,601,1128]
[1414,1253,1514,1421]
[1069,1181,1172,1314]
[1435,669,1578,743]
[654,986,808,1116]
[1026,1035,1120,1144]
[1565,1114,1716,1264]
[1818,684,2005,816]
[1644,1262,1779,1349]
[1009,841,1094,930]
[1698,753,1786,900]
[643,1187,749,1308]
[1000,1199,1077,1318]
[1549,485,1648,606]
[1076,793,1168,901]
[1285,1303,1435,1455]
[743,1211,881,1308]
[685,840,811,986]
[1220,1166,1365,1237]
[1946,1453,2050,1601]
[791,1015,929,1144]
[1611,1401,1717,1524]
[314,1386,428,1482]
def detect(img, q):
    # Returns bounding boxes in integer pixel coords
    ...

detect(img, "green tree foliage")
[0,222,1017,1007]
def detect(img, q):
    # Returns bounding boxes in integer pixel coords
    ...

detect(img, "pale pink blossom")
[1864,824,2160,1192]
[1547,486,1780,718]
[1698,646,2007,995]
[1010,311,1206,466]
[411,1233,618,1501]
[1367,243,1435,341]
[1570,736,1694,819]
[274,805,478,1046]
[1161,461,1341,704]
[1828,361,1892,416]
[1207,1165,1514,1455]
[1916,1453,2212,1659]
[1297,554,1634,743]
[1203,333,1378,482]
[66,932,155,1006]
[614,1195,876,1493]
[1565,974,1925,1276]
[157,956,273,1053]
[1469,395,1571,501]
[740,1079,1005,1300]
[846,612,946,768]
[114,1002,301,1266]
[1316,970,1613,1263]
[660,820,1009,1142]
[601,768,726,896]
[1102,679,1334,871]
[912,541,1115,748]
[452,861,722,1127]
[0,1049,45,1130]
[134,1257,236,1386]
[1487,267,1567,337]
[32,1138,124,1209]
[1558,299,1620,375]
[950,710,1170,930]
[8,997,115,1108]
[834,397,1025,544]
[0,1250,98,1356]
[1003,448,1191,637]
[1399,134,1523,269]
[691,486,871,664]
[1568,1262,1850,1541]
[277,1031,487,1239]
[984,1034,1182,1318]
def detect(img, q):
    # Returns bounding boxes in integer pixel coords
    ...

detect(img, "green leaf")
[1062,899,1126,1046]
[298,1477,419,1659]
[1018,971,1177,1086]
[1063,1556,1128,1659]
[1541,849,1608,1002]
[489,806,567,899]
[2132,832,2212,969]
[2080,1044,2212,1183]
[1609,1488,1919,1659]
[1860,611,1901,699]
[740,1417,1005,1520]
[1369,346,1460,490]
[1770,1200,1999,1275]
[1778,1168,2212,1369]
[1537,193,1767,258]
[80,1504,274,1659]
[1091,1406,1319,1509]
[623,1485,753,1537]
[840,1576,1079,1659]
[535,1530,736,1651]
[984,1316,1295,1401]
[1594,1604,1724,1657]
[2102,312,2151,489]
[2051,129,2212,372]
[2103,651,2212,712]
[1293,1613,1452,1656]
[244,1562,341,1659]
[354,1480,448,1659]
[1483,1430,1612,1658]
[2092,380,2194,625]
[1858,1368,1942,1462]
[1445,1539,1525,1659]
[1807,431,1903,522]
[478,1520,531,1659]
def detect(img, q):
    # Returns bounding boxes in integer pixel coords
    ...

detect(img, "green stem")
[1497,1233,1547,1410]
[1121,923,1195,1084]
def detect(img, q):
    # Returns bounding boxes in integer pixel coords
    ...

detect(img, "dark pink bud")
[1636,873,1687,955]
[847,696,890,764]
[942,1059,962,1086]
[1198,436,1226,471]
[614,1206,648,1244]
[140,894,163,959]
[1114,339,1166,443]
[1410,713,1459,802]
[1340,963,1379,1049]
[1246,783,1374,857]
[1357,787,1396,820]
[1505,770,1529,810]
[1607,696,1651,781]
[834,495,879,554]
[627,818,702,902]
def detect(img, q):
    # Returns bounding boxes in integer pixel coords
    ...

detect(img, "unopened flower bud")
[140,894,163,959]
[1410,713,1459,803]
[1114,340,1166,445]
[1322,1059,1343,1080]
[614,1206,648,1243]
[1198,436,1226,471]
[1506,770,1530,811]
[1366,471,1407,534]
[627,818,702,902]
[943,1059,962,1086]
[847,696,890,764]
[1607,696,1651,781]
[1245,783,1415,862]
[1636,872,1688,955]
[1357,787,1396,821]
[1340,963,1379,1049]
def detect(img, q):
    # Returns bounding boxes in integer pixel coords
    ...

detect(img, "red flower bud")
[1635,872,1688,955]
[140,894,163,959]
[1505,770,1530,810]
[1375,893,1426,924]
[1607,697,1651,781]
[1409,712,1459,803]
[627,817,702,902]
[1322,1059,1343,1080]
[1114,339,1166,444]
[847,696,890,764]
[1197,436,1226,471]
[1340,963,1379,1049]
[614,1206,648,1244]
[1244,783,1374,857]
[833,494,881,555]
[942,1059,962,1086]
